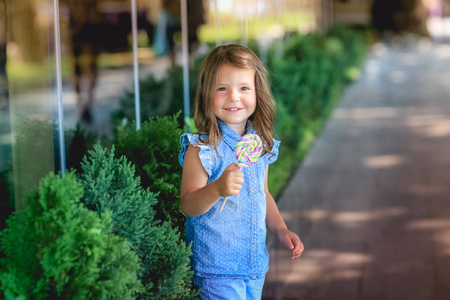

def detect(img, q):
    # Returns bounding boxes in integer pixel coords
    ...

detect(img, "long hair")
[193,44,276,155]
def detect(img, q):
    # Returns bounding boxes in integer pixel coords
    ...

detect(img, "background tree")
[371,0,429,36]
[6,0,43,62]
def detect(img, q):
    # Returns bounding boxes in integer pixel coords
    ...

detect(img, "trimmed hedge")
[268,24,370,194]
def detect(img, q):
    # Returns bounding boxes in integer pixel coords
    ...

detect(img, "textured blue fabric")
[179,120,280,279]
[193,275,265,300]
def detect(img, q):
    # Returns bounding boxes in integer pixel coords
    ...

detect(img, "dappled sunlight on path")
[263,40,450,300]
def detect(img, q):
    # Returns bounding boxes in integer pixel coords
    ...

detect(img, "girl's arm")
[265,166,304,259]
[180,145,243,217]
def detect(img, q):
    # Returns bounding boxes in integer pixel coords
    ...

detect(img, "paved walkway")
[262,40,450,300]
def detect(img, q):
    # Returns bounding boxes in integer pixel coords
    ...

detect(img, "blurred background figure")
[441,0,450,40]
[65,0,154,123]
[154,0,205,66]
[66,0,102,123]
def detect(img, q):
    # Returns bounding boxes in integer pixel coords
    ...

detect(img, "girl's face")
[212,64,256,136]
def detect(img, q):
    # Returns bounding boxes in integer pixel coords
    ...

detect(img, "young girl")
[179,44,304,299]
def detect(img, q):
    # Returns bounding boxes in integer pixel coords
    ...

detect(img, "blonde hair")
[194,44,276,155]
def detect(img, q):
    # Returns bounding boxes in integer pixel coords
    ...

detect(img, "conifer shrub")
[0,172,143,299]
[80,143,197,299]
[114,114,186,232]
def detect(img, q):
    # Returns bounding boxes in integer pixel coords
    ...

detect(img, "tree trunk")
[371,0,429,36]
[6,0,44,63]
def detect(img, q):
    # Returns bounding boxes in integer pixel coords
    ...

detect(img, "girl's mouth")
[225,108,242,112]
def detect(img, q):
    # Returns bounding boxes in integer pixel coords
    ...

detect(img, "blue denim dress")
[179,120,280,279]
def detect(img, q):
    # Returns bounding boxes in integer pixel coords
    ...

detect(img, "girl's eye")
[241,87,250,91]
[218,87,226,91]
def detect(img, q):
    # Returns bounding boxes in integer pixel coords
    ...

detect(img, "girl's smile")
[224,107,244,112]
[213,64,256,136]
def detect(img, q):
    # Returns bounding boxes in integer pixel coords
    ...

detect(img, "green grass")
[7,58,72,90]
[6,48,155,91]
[198,12,314,43]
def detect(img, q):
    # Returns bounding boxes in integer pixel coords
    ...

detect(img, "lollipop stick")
[219,196,228,212]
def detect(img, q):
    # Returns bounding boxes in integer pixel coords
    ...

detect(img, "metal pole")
[131,0,141,129]
[215,0,222,46]
[181,0,190,123]
[52,0,66,174]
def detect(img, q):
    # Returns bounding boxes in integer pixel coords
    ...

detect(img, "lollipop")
[220,134,263,212]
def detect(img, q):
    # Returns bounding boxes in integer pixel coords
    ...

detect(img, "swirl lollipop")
[220,134,263,212]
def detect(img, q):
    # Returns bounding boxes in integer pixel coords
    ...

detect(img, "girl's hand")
[216,163,244,197]
[276,228,304,260]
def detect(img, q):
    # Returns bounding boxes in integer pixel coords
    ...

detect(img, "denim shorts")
[193,275,265,300]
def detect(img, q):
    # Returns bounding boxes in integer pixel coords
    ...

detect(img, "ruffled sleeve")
[179,133,214,177]
[266,139,281,165]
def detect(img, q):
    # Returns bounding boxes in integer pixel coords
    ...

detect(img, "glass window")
[0,0,12,228]
[0,0,322,228]
[2,0,58,212]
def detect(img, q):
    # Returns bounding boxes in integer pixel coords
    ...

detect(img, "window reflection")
[65,0,103,123]
[0,0,12,229]
[0,0,57,214]
[60,0,151,134]
[0,0,322,226]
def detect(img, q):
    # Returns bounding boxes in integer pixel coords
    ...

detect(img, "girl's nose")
[229,89,240,102]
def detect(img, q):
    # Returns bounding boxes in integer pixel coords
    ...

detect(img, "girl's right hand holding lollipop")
[216,163,243,198]
[219,134,263,211]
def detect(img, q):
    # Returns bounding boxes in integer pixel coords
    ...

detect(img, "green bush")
[268,25,370,196]
[328,24,370,79]
[80,143,197,299]
[114,114,186,232]
[0,172,142,299]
